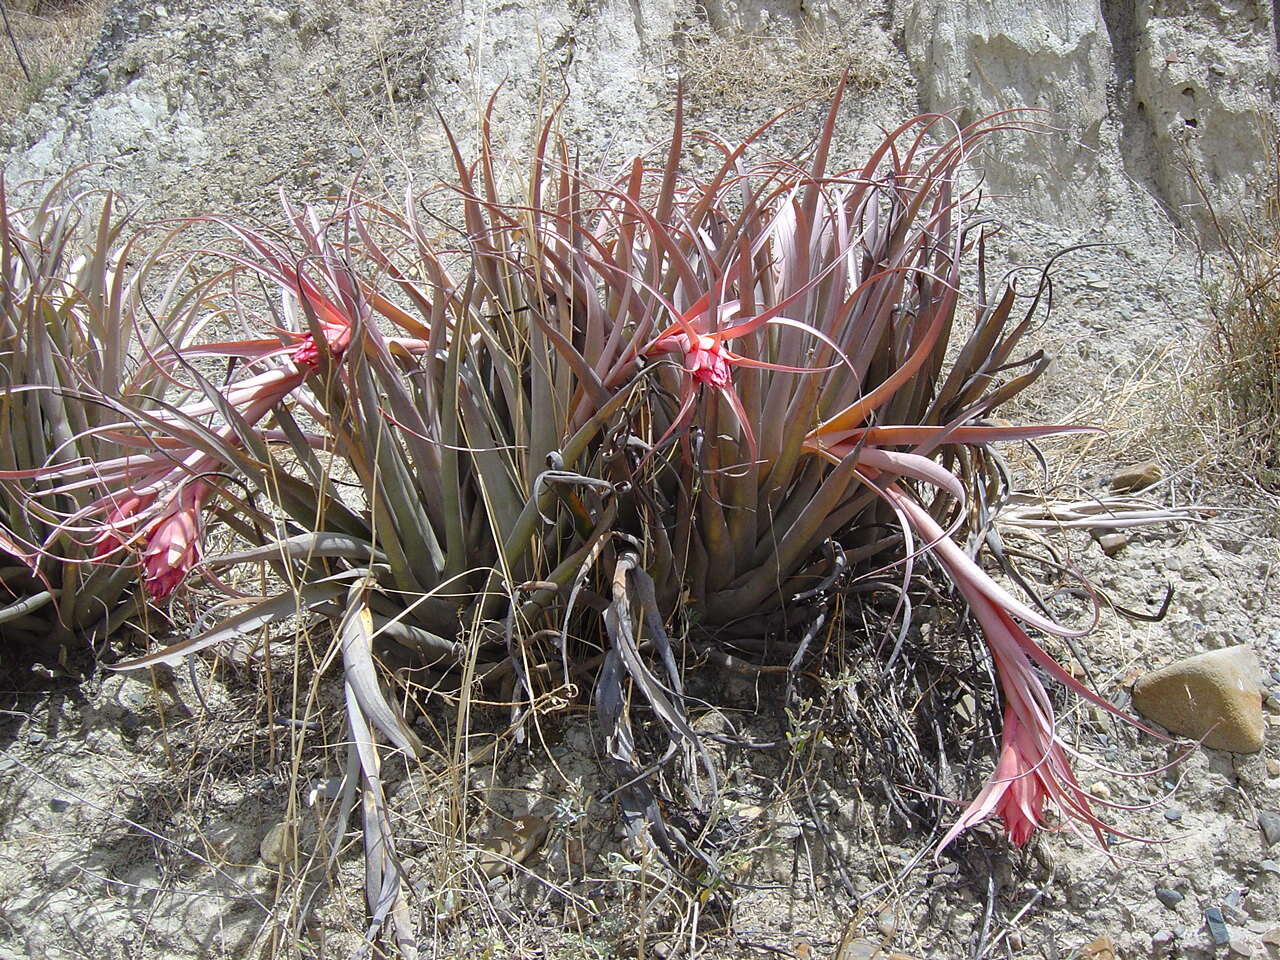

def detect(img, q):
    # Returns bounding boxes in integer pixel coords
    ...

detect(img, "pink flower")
[642,295,833,460]
[936,644,1114,852]
[290,317,352,369]
[83,358,319,598]
[292,335,322,369]
[141,482,210,599]
[93,492,153,558]
[980,707,1048,847]
[676,334,733,388]
[877,486,1151,854]
[931,594,1116,852]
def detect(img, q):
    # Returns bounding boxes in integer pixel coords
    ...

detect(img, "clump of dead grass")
[1186,123,1280,491]
[0,0,104,124]
[682,27,891,110]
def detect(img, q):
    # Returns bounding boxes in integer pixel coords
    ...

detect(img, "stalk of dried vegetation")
[1188,123,1280,491]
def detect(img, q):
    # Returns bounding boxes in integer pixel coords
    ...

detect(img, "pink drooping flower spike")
[74,207,438,599]
[878,484,1166,853]
[140,480,212,600]
[1,216,371,599]
[90,336,334,598]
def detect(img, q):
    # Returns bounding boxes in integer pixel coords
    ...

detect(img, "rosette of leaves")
[38,87,1196,947]
[0,174,189,672]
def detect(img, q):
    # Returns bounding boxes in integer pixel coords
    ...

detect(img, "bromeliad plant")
[0,86,1193,944]
[0,174,201,667]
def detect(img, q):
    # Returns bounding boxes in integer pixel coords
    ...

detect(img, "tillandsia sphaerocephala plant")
[0,84,1205,947]
[0,172,212,668]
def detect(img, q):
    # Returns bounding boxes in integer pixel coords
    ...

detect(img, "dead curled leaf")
[475,814,550,879]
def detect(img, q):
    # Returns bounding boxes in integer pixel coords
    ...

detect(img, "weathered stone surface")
[1130,0,1279,234]
[1111,461,1163,492]
[897,0,1116,225]
[259,821,296,866]
[1133,645,1265,753]
[1259,811,1280,848]
[896,0,1279,234]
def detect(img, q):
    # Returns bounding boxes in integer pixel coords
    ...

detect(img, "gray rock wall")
[1,0,1276,238]
[897,0,1279,235]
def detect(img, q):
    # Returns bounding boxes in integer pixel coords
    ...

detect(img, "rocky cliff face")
[899,0,1278,235]
[2,0,1274,240]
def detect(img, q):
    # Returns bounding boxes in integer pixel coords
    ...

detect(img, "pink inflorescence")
[681,334,733,388]
[291,334,321,369]
[141,481,209,599]
[984,707,1049,847]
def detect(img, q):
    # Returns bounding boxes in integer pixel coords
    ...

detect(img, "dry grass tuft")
[682,28,891,110]
[0,0,104,124]
[1187,130,1280,491]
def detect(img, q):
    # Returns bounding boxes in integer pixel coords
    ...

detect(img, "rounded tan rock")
[1132,645,1265,753]
[259,821,296,866]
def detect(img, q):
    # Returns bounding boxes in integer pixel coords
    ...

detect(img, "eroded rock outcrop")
[897,0,1279,234]
[3,0,1275,236]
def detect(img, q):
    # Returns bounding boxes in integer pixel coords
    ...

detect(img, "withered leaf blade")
[339,579,424,758]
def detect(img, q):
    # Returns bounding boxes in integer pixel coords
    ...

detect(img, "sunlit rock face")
[5,0,1273,237]
[898,0,1279,234]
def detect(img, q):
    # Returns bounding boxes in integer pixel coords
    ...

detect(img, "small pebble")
[27,732,45,745]
[1258,859,1280,875]
[1164,807,1183,823]
[1206,906,1231,947]
[1257,811,1280,848]
[306,777,344,806]
[1156,888,1184,909]
[0,757,16,773]
[259,821,296,866]
[48,798,70,813]
[1152,929,1175,949]
[1097,532,1128,557]
[1111,461,1162,492]
[876,909,897,937]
